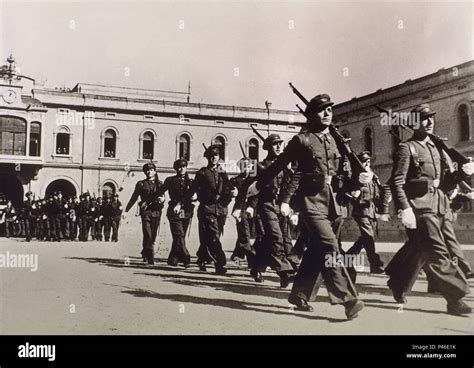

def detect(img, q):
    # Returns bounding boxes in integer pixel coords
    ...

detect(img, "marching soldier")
[249,94,366,319]
[158,158,195,267]
[230,157,257,264]
[91,197,104,241]
[112,194,122,241]
[67,196,79,241]
[189,145,235,274]
[345,151,385,275]
[1,200,16,238]
[386,103,472,315]
[22,191,35,242]
[124,163,165,264]
[78,192,93,241]
[240,134,296,286]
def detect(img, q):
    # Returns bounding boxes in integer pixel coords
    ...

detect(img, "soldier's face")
[177,165,187,175]
[270,142,283,156]
[208,153,220,166]
[419,116,435,134]
[362,160,371,169]
[313,106,333,126]
[145,168,156,179]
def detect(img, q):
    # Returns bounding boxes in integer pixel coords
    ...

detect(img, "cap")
[411,103,436,121]
[357,151,371,162]
[173,158,188,170]
[305,94,334,115]
[263,134,284,150]
[142,162,157,173]
[204,144,221,158]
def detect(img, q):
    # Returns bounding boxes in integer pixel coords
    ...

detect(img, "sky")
[0,0,472,110]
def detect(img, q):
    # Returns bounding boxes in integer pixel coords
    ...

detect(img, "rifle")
[290,83,367,175]
[251,125,266,142]
[239,141,248,159]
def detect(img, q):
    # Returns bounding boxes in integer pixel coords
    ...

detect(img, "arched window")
[248,138,259,161]
[212,135,226,160]
[0,116,26,155]
[103,129,116,158]
[458,104,470,142]
[56,126,70,155]
[29,122,41,157]
[177,133,191,161]
[364,127,373,155]
[142,131,154,160]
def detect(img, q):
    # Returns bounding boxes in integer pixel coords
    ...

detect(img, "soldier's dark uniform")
[2,202,16,238]
[189,145,233,274]
[386,103,471,315]
[230,166,256,263]
[78,194,93,241]
[91,198,104,241]
[158,159,194,267]
[50,194,62,241]
[40,199,52,241]
[125,163,164,264]
[67,198,78,241]
[255,94,363,318]
[32,200,43,240]
[112,195,122,242]
[346,151,385,274]
[22,192,34,242]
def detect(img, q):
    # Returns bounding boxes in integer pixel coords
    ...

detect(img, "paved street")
[1,222,473,335]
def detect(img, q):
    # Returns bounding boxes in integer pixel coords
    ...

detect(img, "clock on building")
[2,89,17,104]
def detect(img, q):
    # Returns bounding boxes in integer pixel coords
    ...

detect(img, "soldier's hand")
[448,188,458,200]
[191,193,197,201]
[157,196,165,204]
[379,214,391,222]
[398,208,416,229]
[466,191,474,200]
[289,213,299,226]
[350,190,361,198]
[461,159,474,176]
[232,209,242,222]
[246,182,259,198]
[280,202,291,217]
[173,203,181,214]
[358,171,373,184]
[230,188,238,197]
[245,207,254,218]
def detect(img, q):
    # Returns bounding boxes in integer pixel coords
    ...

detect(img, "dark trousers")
[79,216,90,241]
[104,218,118,241]
[443,217,472,275]
[24,217,33,240]
[93,219,103,240]
[68,220,77,240]
[141,214,161,260]
[167,215,191,265]
[290,212,358,305]
[196,208,226,268]
[231,213,256,262]
[347,216,383,267]
[5,221,14,237]
[256,202,294,274]
[386,212,469,303]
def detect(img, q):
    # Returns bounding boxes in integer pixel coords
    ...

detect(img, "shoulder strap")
[406,141,420,169]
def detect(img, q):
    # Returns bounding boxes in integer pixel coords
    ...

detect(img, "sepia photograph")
[0,0,473,362]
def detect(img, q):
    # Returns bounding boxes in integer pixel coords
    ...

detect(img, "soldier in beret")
[124,162,165,264]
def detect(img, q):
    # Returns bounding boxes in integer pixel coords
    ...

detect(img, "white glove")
[448,188,458,200]
[232,209,242,222]
[399,208,417,229]
[289,214,299,226]
[157,196,165,204]
[99,216,103,220]
[466,191,474,200]
[358,171,373,184]
[462,160,474,176]
[351,190,361,198]
[280,203,291,217]
[245,207,254,218]
[246,182,259,198]
[379,214,391,222]
[173,203,182,214]
[230,188,238,197]
[191,193,197,201]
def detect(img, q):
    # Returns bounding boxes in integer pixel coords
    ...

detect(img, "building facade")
[1,55,473,241]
